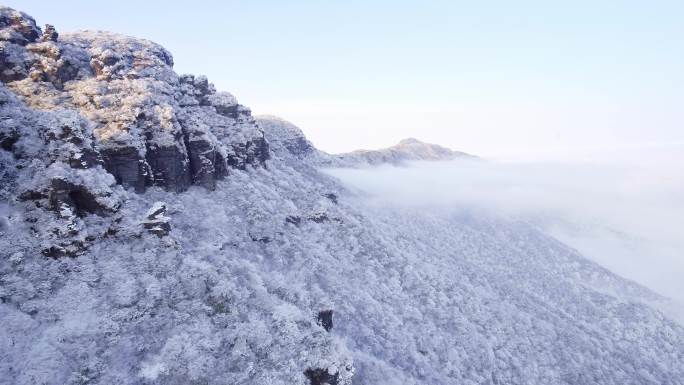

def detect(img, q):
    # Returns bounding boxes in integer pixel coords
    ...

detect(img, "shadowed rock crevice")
[0,129,19,151]
[305,368,339,385]
[182,132,227,190]
[48,178,112,217]
[100,146,149,193]
[145,143,191,192]
[317,309,334,332]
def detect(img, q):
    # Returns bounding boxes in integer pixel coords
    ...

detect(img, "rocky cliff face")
[1,7,352,385]
[1,6,268,195]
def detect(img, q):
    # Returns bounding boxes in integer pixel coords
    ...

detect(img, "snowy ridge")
[258,115,476,168]
[2,6,684,385]
[335,137,475,166]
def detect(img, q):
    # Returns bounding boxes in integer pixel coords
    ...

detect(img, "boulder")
[317,309,334,332]
[143,201,171,237]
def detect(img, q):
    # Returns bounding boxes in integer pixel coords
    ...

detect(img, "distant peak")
[254,114,288,122]
[397,138,423,145]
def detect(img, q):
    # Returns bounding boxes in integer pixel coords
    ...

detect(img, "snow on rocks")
[40,24,58,42]
[0,80,123,257]
[143,201,171,237]
[257,115,318,161]
[0,7,40,46]
[2,7,270,194]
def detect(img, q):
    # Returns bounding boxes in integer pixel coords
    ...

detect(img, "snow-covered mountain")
[332,137,474,166]
[2,6,684,385]
[257,115,474,168]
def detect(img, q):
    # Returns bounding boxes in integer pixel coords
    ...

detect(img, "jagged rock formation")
[1,6,269,195]
[2,6,684,385]
[257,115,475,168]
[0,8,40,47]
[1,80,122,258]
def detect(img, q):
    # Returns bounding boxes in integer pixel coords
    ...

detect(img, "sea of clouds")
[324,145,684,305]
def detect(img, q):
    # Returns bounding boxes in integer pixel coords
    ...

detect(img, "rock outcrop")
[40,24,58,42]
[317,309,334,332]
[0,5,274,257]
[143,201,170,237]
[305,368,339,385]
[1,80,122,257]
[0,7,40,46]
[1,6,270,194]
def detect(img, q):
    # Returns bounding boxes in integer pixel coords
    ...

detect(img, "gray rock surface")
[143,201,171,237]
[1,6,269,194]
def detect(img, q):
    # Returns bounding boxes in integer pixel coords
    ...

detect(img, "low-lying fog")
[324,145,684,305]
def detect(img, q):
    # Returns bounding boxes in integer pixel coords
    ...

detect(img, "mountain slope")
[334,137,474,166]
[257,115,475,167]
[2,7,684,385]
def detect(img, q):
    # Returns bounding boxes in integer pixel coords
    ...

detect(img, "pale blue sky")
[7,0,684,157]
